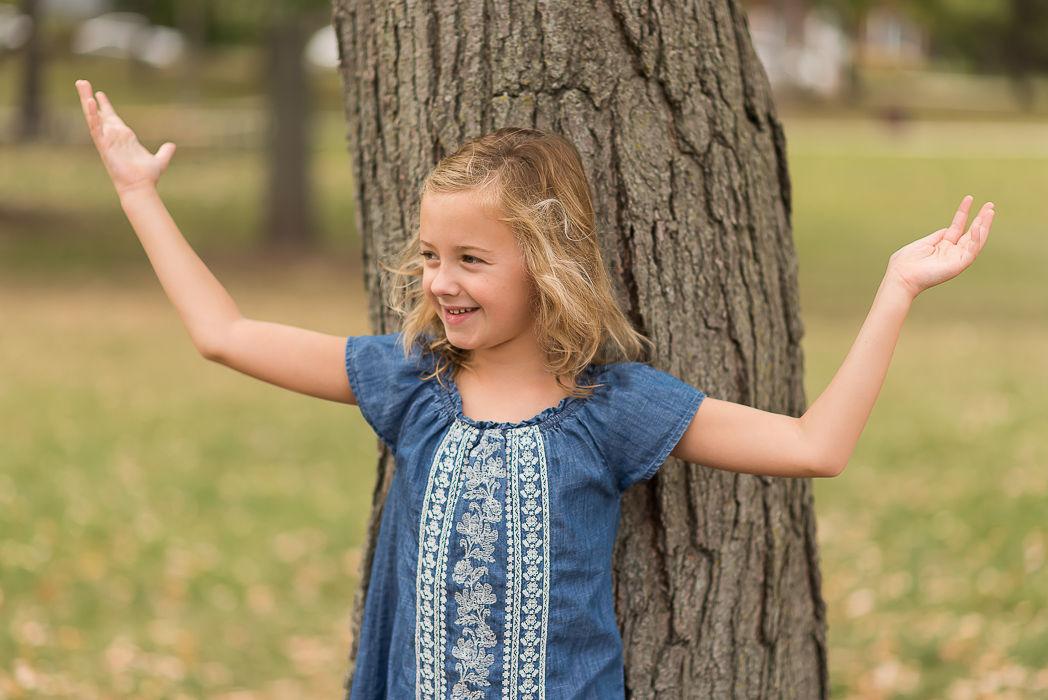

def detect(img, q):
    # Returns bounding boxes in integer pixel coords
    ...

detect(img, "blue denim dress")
[345,335,704,700]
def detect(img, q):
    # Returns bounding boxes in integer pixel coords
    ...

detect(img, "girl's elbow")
[791,439,847,478]
[812,458,847,479]
[806,450,848,478]
[191,327,229,364]
[188,314,245,364]
[794,424,850,478]
[195,339,224,363]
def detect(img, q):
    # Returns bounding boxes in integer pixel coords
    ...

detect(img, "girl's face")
[419,191,538,360]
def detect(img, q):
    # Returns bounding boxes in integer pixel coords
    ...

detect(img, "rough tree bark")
[331,0,826,696]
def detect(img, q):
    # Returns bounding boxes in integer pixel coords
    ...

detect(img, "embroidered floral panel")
[414,424,550,700]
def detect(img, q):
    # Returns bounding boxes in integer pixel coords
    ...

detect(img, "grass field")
[791,133,1048,699]
[2,59,1048,698]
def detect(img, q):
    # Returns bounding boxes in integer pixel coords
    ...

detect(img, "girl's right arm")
[76,80,355,405]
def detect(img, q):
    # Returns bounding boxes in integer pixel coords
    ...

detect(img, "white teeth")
[447,308,474,315]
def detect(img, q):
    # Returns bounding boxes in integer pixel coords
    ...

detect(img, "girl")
[75,79,992,699]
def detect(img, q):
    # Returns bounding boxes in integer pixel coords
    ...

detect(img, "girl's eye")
[421,251,437,261]
[462,255,483,264]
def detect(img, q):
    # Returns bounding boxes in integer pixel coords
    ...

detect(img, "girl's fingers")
[94,90,127,128]
[977,202,995,228]
[943,195,974,244]
[75,79,93,117]
[956,208,992,263]
[962,204,994,250]
[973,208,994,252]
[94,90,115,117]
[957,215,979,251]
[75,80,102,137]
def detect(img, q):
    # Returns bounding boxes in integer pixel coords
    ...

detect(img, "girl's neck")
[455,353,568,424]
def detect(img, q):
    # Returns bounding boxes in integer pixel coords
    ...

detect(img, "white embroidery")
[507,428,549,700]
[450,435,505,699]
[415,423,549,700]
[416,422,472,699]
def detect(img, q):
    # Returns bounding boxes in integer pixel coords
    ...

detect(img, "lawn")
[789,132,1048,700]
[0,261,375,699]
[2,59,1047,698]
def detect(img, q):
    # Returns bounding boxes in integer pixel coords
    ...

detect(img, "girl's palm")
[889,196,994,296]
[76,80,175,195]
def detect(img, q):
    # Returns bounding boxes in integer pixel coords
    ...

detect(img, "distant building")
[1,5,33,51]
[70,12,185,68]
[862,5,926,68]
[742,0,926,96]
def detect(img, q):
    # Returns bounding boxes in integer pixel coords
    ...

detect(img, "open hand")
[76,79,175,197]
[887,196,994,298]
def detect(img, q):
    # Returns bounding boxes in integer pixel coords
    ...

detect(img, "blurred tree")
[910,0,1048,106]
[122,0,331,247]
[173,0,206,101]
[810,0,873,100]
[16,0,44,140]
[263,1,324,249]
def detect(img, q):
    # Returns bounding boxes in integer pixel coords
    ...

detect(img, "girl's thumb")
[156,142,176,171]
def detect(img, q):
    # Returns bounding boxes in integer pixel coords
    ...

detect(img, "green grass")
[789,128,1048,699]
[3,56,1048,697]
[0,265,376,699]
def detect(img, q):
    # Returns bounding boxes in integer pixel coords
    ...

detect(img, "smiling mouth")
[445,307,478,316]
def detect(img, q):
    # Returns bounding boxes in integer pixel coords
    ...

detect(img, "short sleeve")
[345,334,432,453]
[585,363,704,490]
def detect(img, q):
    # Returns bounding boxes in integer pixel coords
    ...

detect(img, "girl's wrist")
[117,181,160,205]
[880,265,920,306]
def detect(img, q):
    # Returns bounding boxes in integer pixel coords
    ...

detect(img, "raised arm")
[76,80,354,404]
[672,196,994,478]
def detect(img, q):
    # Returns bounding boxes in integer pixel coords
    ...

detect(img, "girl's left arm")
[671,196,994,479]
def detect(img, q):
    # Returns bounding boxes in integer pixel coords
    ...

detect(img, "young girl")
[76,79,992,699]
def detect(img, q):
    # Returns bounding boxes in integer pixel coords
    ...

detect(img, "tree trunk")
[176,0,207,103]
[331,0,826,696]
[1004,0,1047,111]
[266,20,314,248]
[17,0,44,142]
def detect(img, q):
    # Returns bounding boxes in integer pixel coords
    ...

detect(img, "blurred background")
[0,0,1045,698]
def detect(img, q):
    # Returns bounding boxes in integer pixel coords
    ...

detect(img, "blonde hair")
[388,127,648,396]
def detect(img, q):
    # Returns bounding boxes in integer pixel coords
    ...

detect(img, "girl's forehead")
[419,191,514,246]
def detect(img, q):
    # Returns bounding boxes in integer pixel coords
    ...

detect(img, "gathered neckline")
[438,369,598,431]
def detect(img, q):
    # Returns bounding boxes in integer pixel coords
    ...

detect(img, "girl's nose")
[427,264,458,296]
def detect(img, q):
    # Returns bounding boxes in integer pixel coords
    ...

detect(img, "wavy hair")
[388,127,648,396]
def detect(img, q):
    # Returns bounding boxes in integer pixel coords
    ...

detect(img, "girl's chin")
[442,330,478,350]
